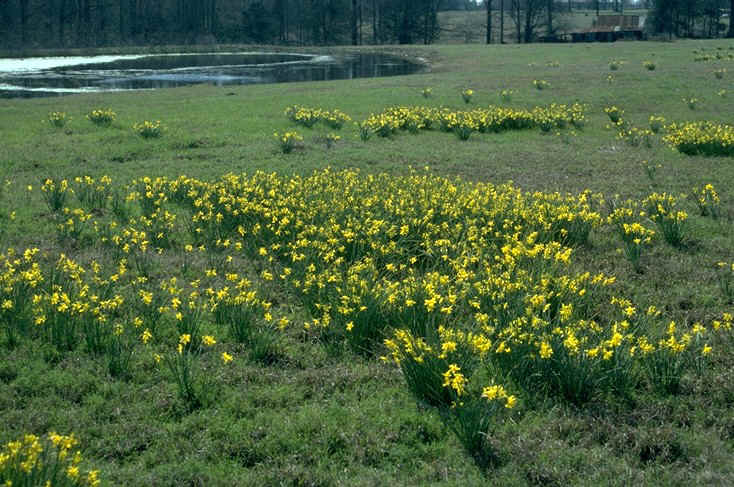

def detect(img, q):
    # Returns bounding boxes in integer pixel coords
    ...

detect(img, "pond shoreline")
[0,48,431,99]
[0,44,436,70]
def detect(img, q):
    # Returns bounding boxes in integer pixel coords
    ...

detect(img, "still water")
[0,52,425,98]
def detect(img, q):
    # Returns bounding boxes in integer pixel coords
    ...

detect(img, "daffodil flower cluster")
[642,192,688,247]
[86,108,116,127]
[359,104,586,141]
[691,183,721,218]
[47,111,70,128]
[648,115,665,134]
[604,106,624,124]
[284,105,351,129]
[663,121,734,157]
[273,131,303,154]
[0,432,100,487]
[132,120,164,138]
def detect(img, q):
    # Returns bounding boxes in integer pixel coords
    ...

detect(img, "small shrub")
[643,60,656,71]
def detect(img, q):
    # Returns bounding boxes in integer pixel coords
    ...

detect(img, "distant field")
[1,40,733,486]
[437,8,651,43]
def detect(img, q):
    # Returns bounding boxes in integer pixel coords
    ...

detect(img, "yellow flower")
[539,341,553,359]
[202,335,216,346]
[221,352,234,363]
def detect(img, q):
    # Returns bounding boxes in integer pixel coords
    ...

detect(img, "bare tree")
[486,0,492,43]
[508,0,547,42]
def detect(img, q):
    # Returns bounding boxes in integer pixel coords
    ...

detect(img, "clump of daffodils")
[604,106,624,124]
[663,121,734,157]
[274,131,303,153]
[47,111,70,128]
[683,97,699,110]
[533,79,549,90]
[461,88,474,104]
[648,115,665,134]
[86,108,116,127]
[0,432,101,486]
[499,89,515,102]
[133,120,164,138]
[325,132,341,149]
[691,184,720,218]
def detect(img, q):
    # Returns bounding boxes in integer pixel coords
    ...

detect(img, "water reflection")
[0,52,425,98]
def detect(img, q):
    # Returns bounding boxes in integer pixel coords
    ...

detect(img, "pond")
[0,52,426,98]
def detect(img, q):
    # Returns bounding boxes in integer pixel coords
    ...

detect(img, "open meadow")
[1,40,734,486]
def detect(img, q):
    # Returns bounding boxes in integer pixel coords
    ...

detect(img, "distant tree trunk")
[398,0,411,44]
[351,0,358,44]
[500,0,504,42]
[486,0,492,43]
[547,0,552,36]
[729,0,734,37]
[98,0,108,45]
[20,0,29,45]
[59,0,68,46]
[118,0,124,41]
[372,0,378,43]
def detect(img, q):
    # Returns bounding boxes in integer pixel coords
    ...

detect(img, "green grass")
[1,40,734,485]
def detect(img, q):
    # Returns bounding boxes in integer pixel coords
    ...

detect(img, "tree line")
[0,0,731,49]
[0,0,453,48]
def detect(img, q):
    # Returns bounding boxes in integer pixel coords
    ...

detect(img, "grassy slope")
[1,40,734,486]
[436,9,651,44]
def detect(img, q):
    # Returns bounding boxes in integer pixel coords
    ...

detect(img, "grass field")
[436,9,651,44]
[1,40,734,486]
